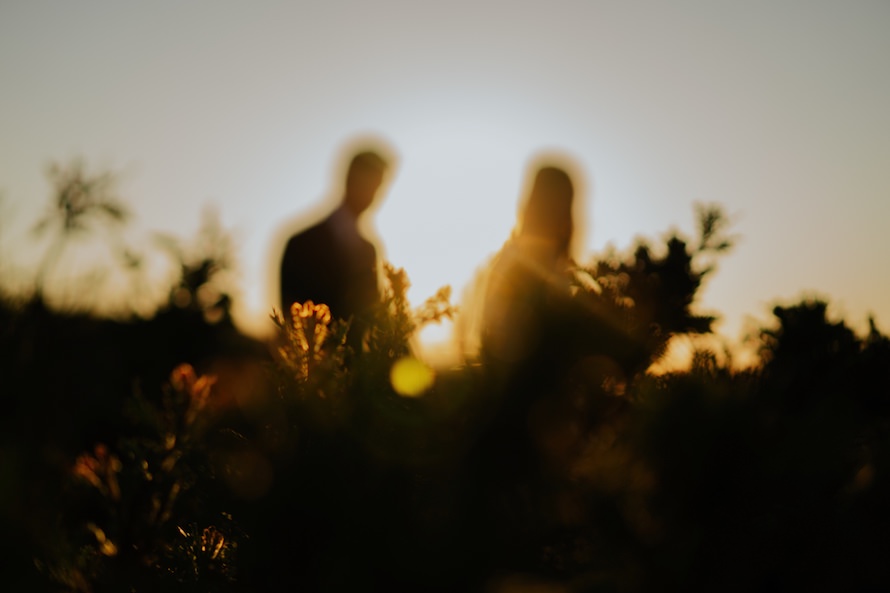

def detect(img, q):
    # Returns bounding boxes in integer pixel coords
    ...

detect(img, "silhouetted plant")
[155,208,236,325]
[32,160,132,298]
[575,203,734,372]
[47,364,240,592]
[269,262,455,435]
[8,170,890,592]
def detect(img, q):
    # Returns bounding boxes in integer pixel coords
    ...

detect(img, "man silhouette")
[279,148,391,344]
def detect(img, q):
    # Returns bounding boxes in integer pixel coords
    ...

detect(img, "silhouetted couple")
[279,144,634,366]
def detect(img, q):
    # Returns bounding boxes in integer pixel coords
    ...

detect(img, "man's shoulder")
[285,217,335,248]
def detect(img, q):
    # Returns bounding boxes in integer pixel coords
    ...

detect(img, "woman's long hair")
[516,165,575,260]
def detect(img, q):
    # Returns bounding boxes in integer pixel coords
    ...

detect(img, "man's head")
[343,150,389,216]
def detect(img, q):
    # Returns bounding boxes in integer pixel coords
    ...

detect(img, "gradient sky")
[2,1,889,363]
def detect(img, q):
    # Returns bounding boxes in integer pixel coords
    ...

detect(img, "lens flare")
[390,356,435,397]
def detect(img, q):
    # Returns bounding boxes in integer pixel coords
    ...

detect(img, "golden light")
[390,355,435,397]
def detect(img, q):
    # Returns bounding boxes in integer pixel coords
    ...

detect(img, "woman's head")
[518,165,575,257]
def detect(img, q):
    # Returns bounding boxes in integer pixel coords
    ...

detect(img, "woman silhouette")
[480,164,578,365]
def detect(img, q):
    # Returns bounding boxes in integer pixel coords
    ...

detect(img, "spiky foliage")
[8,178,890,592]
[575,203,734,371]
[34,161,128,236]
[155,208,236,325]
[49,364,240,592]
[32,160,132,297]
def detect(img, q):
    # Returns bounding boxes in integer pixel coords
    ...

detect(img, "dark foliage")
[3,173,889,591]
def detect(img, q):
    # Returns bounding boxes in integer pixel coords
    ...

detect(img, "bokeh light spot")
[390,356,435,397]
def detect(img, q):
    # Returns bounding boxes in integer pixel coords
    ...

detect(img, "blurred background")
[2,0,889,361]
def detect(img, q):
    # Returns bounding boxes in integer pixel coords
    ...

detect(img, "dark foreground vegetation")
[2,163,889,592]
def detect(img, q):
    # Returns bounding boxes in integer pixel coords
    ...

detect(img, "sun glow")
[376,114,541,362]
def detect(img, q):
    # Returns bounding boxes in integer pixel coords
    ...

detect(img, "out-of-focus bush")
[4,170,890,591]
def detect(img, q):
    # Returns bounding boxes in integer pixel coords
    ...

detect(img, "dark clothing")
[280,206,379,332]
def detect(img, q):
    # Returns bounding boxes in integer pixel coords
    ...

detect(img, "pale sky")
[2,0,889,362]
